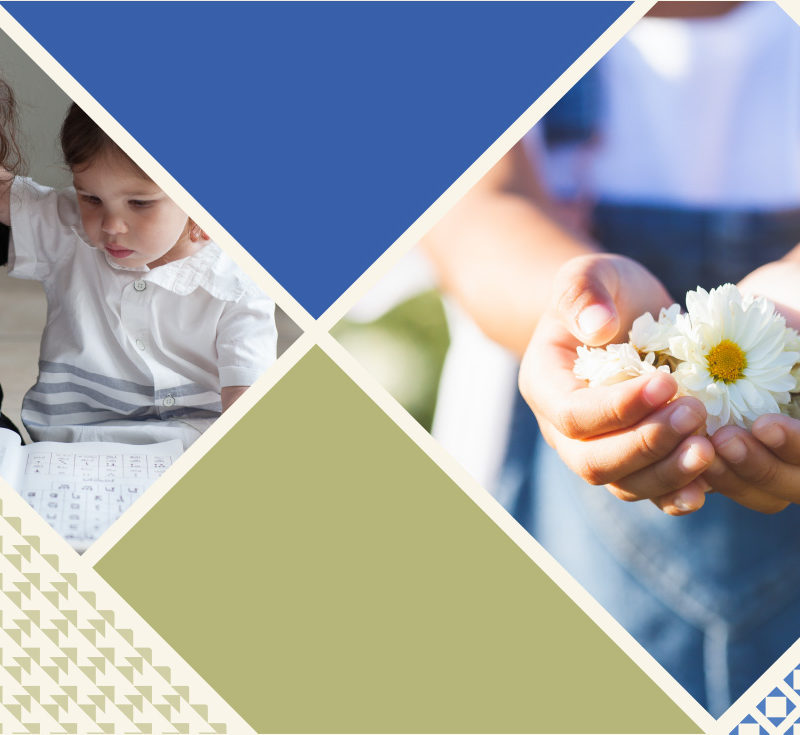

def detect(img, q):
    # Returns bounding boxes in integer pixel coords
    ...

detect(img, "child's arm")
[216,282,276,412]
[221,386,248,411]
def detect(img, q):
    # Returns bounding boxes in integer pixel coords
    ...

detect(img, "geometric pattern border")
[0,494,242,733]
[732,671,800,735]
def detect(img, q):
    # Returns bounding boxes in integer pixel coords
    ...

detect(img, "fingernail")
[577,304,614,337]
[758,423,786,449]
[643,375,676,407]
[670,404,702,434]
[718,436,747,463]
[679,445,707,473]
[673,491,700,512]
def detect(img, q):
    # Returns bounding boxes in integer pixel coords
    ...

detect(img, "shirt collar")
[139,243,248,301]
[71,220,248,301]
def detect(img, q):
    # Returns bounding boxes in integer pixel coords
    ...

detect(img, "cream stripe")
[6,1,795,731]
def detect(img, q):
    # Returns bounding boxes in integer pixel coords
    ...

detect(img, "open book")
[0,428,182,553]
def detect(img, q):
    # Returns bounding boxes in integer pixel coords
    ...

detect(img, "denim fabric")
[496,204,800,716]
[593,203,800,301]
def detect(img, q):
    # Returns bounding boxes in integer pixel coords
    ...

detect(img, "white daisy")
[669,284,800,434]
[574,342,669,388]
[629,303,682,355]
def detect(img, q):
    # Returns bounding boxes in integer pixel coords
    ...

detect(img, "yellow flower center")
[706,339,747,383]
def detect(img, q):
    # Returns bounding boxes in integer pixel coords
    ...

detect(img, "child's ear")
[188,219,210,243]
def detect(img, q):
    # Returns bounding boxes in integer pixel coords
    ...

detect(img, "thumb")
[552,256,621,346]
[575,301,618,345]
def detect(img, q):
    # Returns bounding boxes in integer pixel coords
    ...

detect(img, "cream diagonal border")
[0,2,794,733]
[0,466,254,734]
[0,4,316,338]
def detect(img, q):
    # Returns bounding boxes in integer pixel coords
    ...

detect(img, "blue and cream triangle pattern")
[731,669,800,735]
[0,491,242,733]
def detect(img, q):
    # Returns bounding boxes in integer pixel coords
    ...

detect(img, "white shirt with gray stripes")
[8,177,277,449]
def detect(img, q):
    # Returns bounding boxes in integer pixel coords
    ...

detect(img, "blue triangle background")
[5,1,628,316]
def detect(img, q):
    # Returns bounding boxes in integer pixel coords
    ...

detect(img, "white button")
[133,280,147,291]
[135,339,146,351]
[163,395,176,407]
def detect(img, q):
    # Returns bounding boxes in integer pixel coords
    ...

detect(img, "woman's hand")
[519,253,715,515]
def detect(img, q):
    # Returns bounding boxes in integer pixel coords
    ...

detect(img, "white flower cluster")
[573,284,800,435]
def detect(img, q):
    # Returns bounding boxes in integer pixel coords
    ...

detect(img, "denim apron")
[498,71,800,716]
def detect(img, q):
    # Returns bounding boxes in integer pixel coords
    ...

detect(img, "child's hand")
[705,415,800,513]
[738,259,800,330]
[704,259,800,512]
[519,253,715,515]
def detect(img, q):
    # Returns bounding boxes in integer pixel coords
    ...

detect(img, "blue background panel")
[5,1,629,316]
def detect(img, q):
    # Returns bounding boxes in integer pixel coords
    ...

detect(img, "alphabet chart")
[1,435,183,553]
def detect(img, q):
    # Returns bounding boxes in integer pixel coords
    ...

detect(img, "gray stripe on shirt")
[39,360,154,395]
[23,398,156,419]
[39,361,213,400]
[27,382,144,412]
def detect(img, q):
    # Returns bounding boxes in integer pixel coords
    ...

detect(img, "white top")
[534,1,800,208]
[8,177,277,448]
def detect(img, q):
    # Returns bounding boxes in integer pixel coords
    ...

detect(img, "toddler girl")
[0,103,277,448]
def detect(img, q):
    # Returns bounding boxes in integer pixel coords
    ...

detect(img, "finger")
[551,255,621,345]
[548,397,709,488]
[711,425,800,501]
[704,456,791,513]
[556,373,681,440]
[522,312,685,439]
[523,335,681,443]
[751,414,800,465]
[649,475,711,516]
[605,434,714,501]
[707,425,799,509]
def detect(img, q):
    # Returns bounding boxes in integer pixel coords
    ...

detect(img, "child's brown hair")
[60,103,149,179]
[0,79,23,175]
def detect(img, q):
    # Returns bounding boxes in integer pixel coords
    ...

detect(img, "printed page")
[16,438,183,553]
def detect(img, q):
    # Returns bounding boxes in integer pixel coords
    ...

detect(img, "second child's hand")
[701,259,800,513]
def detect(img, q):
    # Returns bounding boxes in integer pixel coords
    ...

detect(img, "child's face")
[72,152,195,269]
